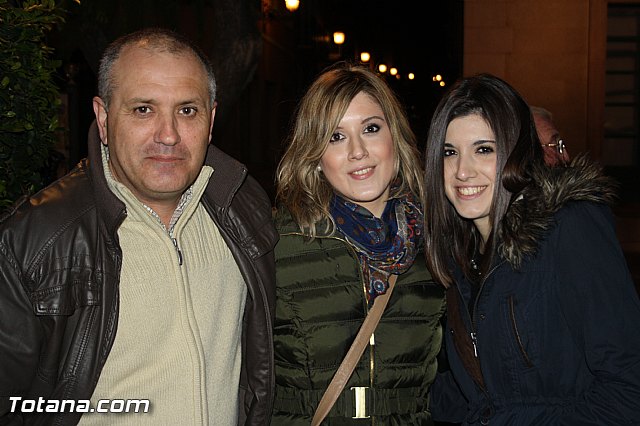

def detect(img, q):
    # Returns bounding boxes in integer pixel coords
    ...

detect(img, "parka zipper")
[466,260,534,368]
[453,259,505,414]
[471,332,479,357]
[469,260,505,356]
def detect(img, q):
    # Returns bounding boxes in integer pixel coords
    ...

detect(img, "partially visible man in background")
[531,105,571,166]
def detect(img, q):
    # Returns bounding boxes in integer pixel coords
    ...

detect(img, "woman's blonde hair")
[276,62,424,236]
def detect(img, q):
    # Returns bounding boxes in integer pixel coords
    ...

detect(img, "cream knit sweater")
[79,148,246,425]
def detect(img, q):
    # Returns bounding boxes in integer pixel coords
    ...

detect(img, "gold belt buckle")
[350,386,370,419]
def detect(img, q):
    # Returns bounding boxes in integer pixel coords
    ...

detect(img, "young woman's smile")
[443,114,497,242]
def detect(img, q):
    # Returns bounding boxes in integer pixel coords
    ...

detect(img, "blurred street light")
[285,0,299,12]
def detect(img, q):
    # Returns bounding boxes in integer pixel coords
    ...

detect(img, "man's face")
[533,114,568,166]
[93,45,214,208]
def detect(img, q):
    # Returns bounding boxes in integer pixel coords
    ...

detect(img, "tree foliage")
[0,0,65,210]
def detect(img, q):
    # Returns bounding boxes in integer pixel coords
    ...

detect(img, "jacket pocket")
[31,270,101,315]
[508,295,533,368]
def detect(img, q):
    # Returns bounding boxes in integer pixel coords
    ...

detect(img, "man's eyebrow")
[127,97,153,104]
[124,97,206,106]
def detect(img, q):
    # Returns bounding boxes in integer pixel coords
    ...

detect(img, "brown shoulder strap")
[311,274,398,426]
[446,285,486,390]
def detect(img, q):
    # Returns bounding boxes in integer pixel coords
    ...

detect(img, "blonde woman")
[271,62,446,425]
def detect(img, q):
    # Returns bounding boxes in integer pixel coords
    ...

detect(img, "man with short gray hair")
[0,27,278,425]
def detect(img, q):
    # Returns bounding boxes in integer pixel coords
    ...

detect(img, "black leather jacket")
[0,123,278,425]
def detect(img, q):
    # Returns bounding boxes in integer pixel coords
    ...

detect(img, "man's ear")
[208,101,217,144]
[93,97,108,145]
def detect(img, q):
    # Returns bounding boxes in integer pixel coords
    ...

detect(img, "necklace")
[470,258,479,271]
[469,257,483,285]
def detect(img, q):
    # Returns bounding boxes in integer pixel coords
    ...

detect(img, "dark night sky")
[48,0,464,169]
[319,1,463,80]
[300,1,464,146]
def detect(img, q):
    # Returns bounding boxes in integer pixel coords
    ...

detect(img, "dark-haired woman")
[424,73,640,425]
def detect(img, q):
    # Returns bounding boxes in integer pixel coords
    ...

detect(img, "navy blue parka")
[431,157,640,425]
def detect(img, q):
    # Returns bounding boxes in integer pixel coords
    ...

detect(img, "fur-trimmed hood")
[498,154,618,267]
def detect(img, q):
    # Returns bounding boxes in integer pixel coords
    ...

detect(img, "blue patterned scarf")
[330,191,423,306]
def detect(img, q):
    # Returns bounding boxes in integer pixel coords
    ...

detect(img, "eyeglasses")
[541,138,566,155]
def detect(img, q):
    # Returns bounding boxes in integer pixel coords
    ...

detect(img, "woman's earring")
[317,165,322,172]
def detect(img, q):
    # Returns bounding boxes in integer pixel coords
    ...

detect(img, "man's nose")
[154,114,180,146]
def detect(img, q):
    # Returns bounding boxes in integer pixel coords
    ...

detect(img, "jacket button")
[480,314,486,320]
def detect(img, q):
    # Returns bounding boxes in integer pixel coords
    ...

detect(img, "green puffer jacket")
[271,208,446,425]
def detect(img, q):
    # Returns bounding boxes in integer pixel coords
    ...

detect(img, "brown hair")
[423,73,543,287]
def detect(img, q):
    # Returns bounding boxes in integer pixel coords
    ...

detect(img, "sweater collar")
[86,120,249,233]
[100,141,213,235]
